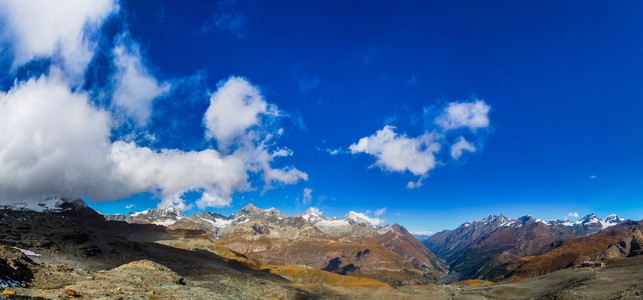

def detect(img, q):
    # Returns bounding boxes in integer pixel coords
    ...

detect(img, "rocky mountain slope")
[212,206,445,285]
[0,198,397,298]
[498,220,643,279]
[104,203,445,285]
[424,213,627,281]
[102,205,186,226]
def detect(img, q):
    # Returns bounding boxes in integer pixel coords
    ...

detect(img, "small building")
[582,261,605,267]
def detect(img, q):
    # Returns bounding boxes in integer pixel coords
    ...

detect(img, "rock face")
[212,207,445,285]
[0,246,34,287]
[501,221,643,279]
[106,205,186,226]
[102,203,445,285]
[0,201,324,298]
[424,213,628,281]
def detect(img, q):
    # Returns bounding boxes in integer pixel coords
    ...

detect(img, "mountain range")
[104,203,445,285]
[0,198,641,298]
[423,213,629,281]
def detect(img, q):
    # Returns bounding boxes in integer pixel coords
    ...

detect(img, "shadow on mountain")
[322,257,358,275]
[0,207,319,298]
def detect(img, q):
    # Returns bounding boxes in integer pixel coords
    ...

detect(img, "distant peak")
[581,213,598,220]
[303,207,322,215]
[344,211,382,227]
[157,204,184,213]
[241,203,257,210]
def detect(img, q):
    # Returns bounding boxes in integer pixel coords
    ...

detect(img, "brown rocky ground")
[213,217,444,285]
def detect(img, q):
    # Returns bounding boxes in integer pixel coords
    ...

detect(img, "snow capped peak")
[599,214,623,229]
[0,196,88,213]
[344,211,382,227]
[125,205,186,226]
[302,207,322,216]
[468,214,515,227]
[157,204,184,214]
[579,213,598,221]
[296,207,324,223]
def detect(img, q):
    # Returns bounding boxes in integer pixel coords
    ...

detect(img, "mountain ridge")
[424,213,629,282]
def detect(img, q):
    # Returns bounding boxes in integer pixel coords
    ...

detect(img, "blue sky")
[0,1,642,232]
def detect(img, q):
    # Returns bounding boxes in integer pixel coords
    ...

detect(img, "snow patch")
[199,216,233,228]
[316,219,349,227]
[344,211,382,226]
[11,247,41,257]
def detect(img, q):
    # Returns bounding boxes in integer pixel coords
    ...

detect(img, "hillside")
[424,213,627,281]
[106,203,445,285]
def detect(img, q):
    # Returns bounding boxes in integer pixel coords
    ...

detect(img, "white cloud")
[0,76,113,204]
[345,211,384,226]
[204,76,276,147]
[302,188,313,205]
[110,141,248,210]
[435,100,490,131]
[203,76,307,192]
[374,207,386,217]
[568,212,579,218]
[410,231,435,236]
[263,167,308,186]
[0,0,117,80]
[0,73,305,210]
[406,180,423,189]
[450,137,477,160]
[349,125,441,176]
[125,204,135,209]
[111,34,172,126]
[305,207,322,215]
[589,175,597,179]
[349,100,491,188]
[0,2,306,211]
[326,148,343,155]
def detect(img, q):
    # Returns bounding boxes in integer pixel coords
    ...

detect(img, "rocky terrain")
[498,221,643,279]
[212,209,445,285]
[0,199,641,299]
[103,205,186,226]
[108,203,446,285]
[423,213,628,281]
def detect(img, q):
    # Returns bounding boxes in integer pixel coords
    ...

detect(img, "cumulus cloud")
[568,212,579,218]
[0,0,117,80]
[0,76,113,204]
[450,137,477,160]
[0,75,267,210]
[110,141,248,210]
[0,7,306,210]
[111,34,172,126]
[204,76,277,147]
[349,125,441,176]
[350,100,491,187]
[435,100,490,131]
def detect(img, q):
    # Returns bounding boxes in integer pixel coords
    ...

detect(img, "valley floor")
[2,239,642,299]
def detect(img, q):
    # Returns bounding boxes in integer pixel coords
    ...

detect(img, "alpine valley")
[0,198,641,298]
